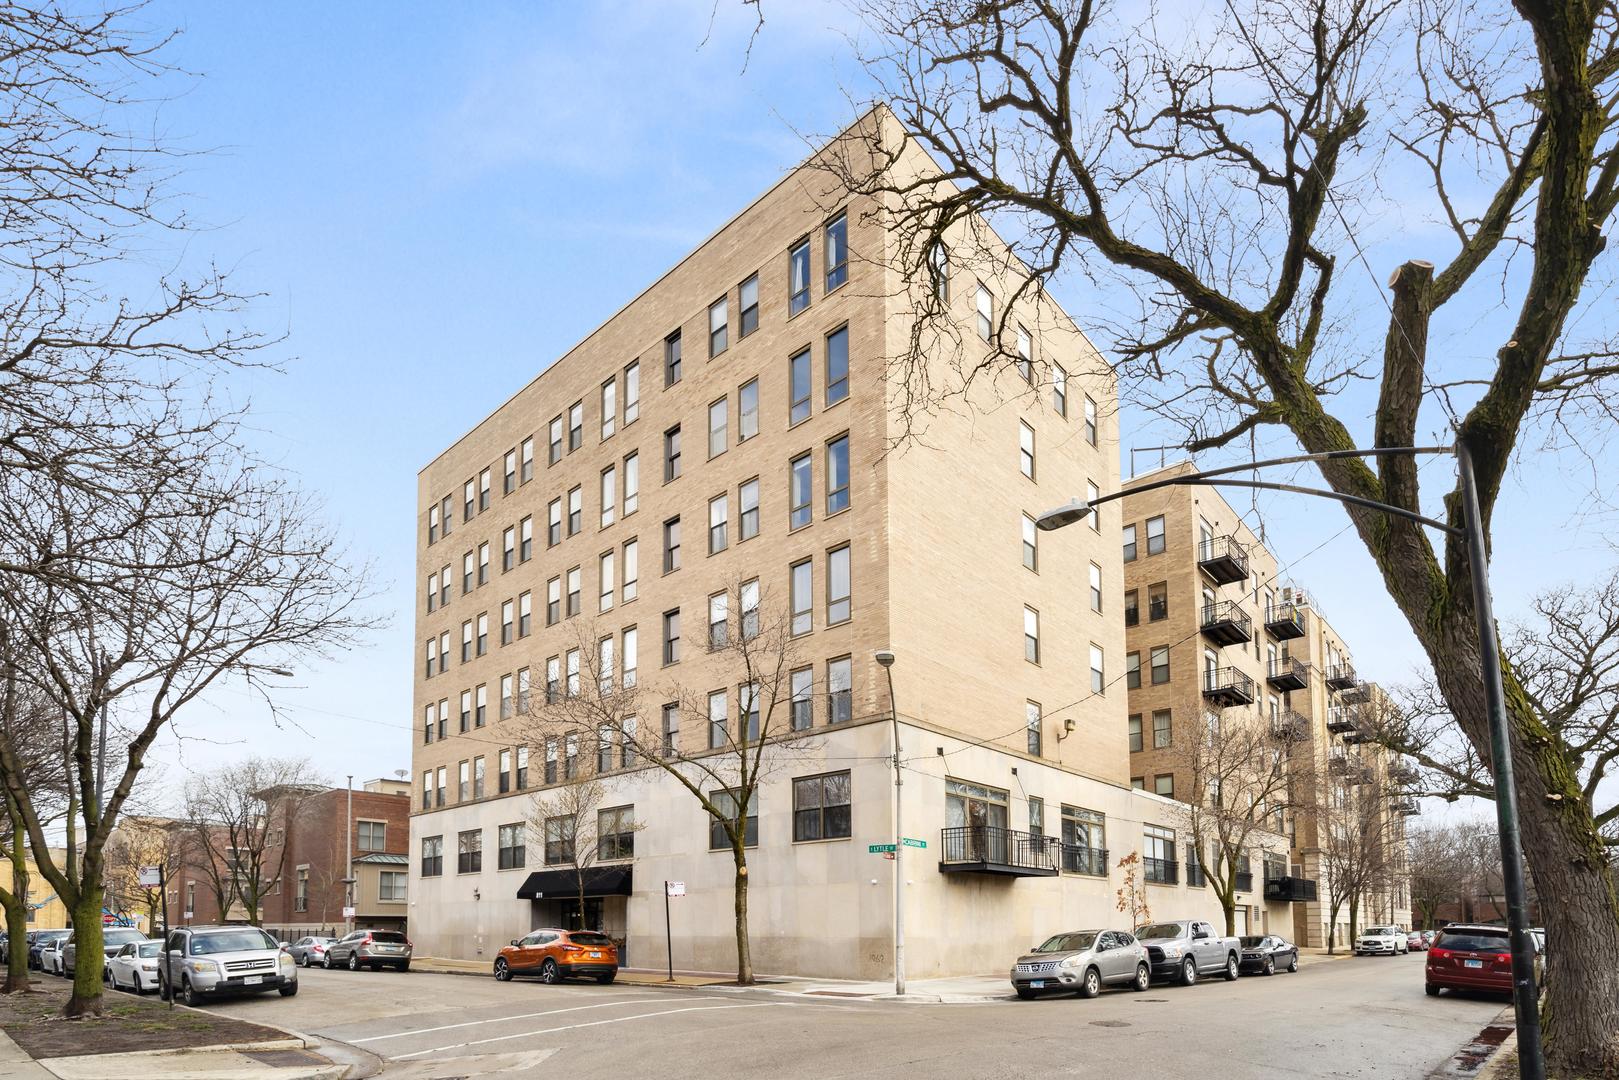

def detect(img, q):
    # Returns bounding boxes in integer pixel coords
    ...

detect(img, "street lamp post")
[1037,444,1544,1080]
[344,775,354,937]
[874,649,903,998]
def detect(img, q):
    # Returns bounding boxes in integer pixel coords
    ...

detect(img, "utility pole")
[344,776,354,936]
[875,650,903,997]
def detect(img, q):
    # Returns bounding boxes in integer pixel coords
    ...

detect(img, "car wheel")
[1132,963,1150,992]
[1425,984,1441,997]
[539,959,559,984]
[1263,956,1275,976]
[1015,987,1035,1000]
[369,963,381,972]
[1288,952,1299,973]
[1079,967,1101,999]
[323,952,333,969]
[132,973,142,994]
[1224,954,1240,981]
[182,978,204,1008]
[279,982,298,997]
[398,962,410,973]
[494,958,511,982]
[348,953,359,972]
[159,976,171,1002]
[300,953,309,968]
[596,973,615,985]
[1179,957,1197,986]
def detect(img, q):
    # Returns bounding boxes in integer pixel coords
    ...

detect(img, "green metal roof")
[353,852,409,865]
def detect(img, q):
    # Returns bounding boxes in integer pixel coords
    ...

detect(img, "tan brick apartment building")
[407,109,1297,979]
[1121,463,1413,946]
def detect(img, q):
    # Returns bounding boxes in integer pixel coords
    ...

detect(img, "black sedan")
[1238,935,1299,975]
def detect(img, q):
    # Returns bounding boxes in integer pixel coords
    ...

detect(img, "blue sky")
[135,1,1612,819]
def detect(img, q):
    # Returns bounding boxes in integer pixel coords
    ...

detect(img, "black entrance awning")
[515,866,633,900]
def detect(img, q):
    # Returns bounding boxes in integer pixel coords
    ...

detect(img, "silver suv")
[159,925,298,1005]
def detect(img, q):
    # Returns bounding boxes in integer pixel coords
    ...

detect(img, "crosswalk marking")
[350,995,673,1043]
[390,1002,783,1060]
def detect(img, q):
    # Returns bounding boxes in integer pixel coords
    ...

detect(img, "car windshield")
[1436,931,1509,952]
[190,929,277,955]
[39,931,69,942]
[1239,936,1269,948]
[1033,932,1097,953]
[1364,927,1398,936]
[105,930,144,945]
[1135,924,1185,940]
[137,943,161,958]
[569,932,613,947]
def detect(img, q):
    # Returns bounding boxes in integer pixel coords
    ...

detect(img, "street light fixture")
[1037,443,1543,1080]
[874,649,903,998]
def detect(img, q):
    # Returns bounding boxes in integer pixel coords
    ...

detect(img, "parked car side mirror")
[510,939,519,946]
[1095,942,1110,952]
[278,941,290,949]
[1192,929,1209,940]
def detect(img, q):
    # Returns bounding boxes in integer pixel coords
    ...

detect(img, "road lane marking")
[351,995,672,1042]
[391,1002,785,1060]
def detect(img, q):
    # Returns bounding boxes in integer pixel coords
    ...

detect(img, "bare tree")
[1408,820,1496,931]
[103,816,183,937]
[1114,851,1152,927]
[522,579,812,984]
[1315,761,1403,952]
[180,758,326,927]
[525,775,643,942]
[796,2,1619,1069]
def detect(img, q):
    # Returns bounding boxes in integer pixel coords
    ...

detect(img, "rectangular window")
[1128,714,1143,753]
[428,504,439,545]
[502,527,515,572]
[501,600,513,645]
[1122,524,1137,563]
[601,466,617,527]
[549,415,563,465]
[601,379,617,440]
[709,296,728,357]
[544,738,558,783]
[423,703,436,744]
[460,621,472,664]
[1154,774,1174,798]
[1126,652,1141,690]
[736,477,761,542]
[475,683,487,725]
[825,212,848,291]
[1148,582,1168,621]
[826,435,850,514]
[1019,422,1035,478]
[1084,395,1098,445]
[615,457,637,523]
[478,542,490,585]
[1153,709,1173,749]
[568,401,582,451]
[624,360,640,424]
[827,544,851,624]
[791,559,812,636]
[740,578,759,641]
[546,576,561,625]
[358,820,386,852]
[827,657,852,723]
[738,377,759,441]
[1029,797,1045,838]
[622,538,639,602]
[975,283,993,340]
[1147,515,1166,555]
[709,397,727,458]
[1026,700,1042,757]
[1090,644,1105,693]
[662,609,681,665]
[566,648,580,697]
[435,765,446,805]
[544,816,575,866]
[517,667,530,711]
[665,330,682,386]
[420,836,443,877]
[663,517,681,573]
[739,273,760,337]
[479,468,491,511]
[739,682,760,741]
[520,436,534,483]
[567,485,582,536]
[1151,646,1170,684]
[1024,607,1040,663]
[473,754,485,797]
[709,789,759,850]
[788,239,811,315]
[516,745,529,789]
[1053,365,1068,415]
[790,453,812,528]
[545,656,560,704]
[1016,326,1033,382]
[599,550,615,611]
[548,499,562,547]
[425,638,437,679]
[662,702,680,756]
[566,565,581,617]
[498,823,525,870]
[504,450,517,495]
[500,676,513,721]
[441,495,453,536]
[1087,481,1101,531]
[825,325,849,405]
[457,829,481,873]
[791,667,814,730]
[462,551,474,594]
[709,591,729,648]
[794,771,851,841]
[1022,516,1038,570]
[622,627,638,688]
[708,689,728,749]
[664,425,682,482]
[789,348,812,425]
[709,494,728,554]
[1089,563,1103,612]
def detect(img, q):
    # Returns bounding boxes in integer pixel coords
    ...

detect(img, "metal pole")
[345,776,354,937]
[664,881,673,983]
[882,662,905,998]
[1458,441,1545,1080]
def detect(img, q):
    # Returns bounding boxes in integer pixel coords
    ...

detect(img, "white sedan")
[108,940,164,993]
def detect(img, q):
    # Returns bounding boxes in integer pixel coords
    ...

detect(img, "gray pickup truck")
[1135,919,1242,985]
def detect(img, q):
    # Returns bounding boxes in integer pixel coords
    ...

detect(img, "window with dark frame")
[739,274,759,337]
[599,806,636,861]
[498,823,525,870]
[709,296,728,357]
[663,516,681,573]
[456,829,482,874]
[624,360,640,424]
[825,325,849,405]
[709,788,759,849]
[789,348,812,425]
[793,771,851,841]
[420,835,443,877]
[665,330,682,386]
[826,435,850,514]
[664,425,682,482]
[788,240,811,315]
[789,453,812,528]
[825,213,848,291]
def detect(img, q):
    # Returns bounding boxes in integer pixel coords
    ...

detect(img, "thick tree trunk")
[1326,899,1344,955]
[1348,896,1359,946]
[63,892,103,1017]
[732,849,751,985]
[3,820,28,993]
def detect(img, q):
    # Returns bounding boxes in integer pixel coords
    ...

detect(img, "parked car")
[1407,931,1429,952]
[28,930,69,971]
[324,929,412,972]
[1009,929,1150,999]
[63,926,146,981]
[1355,926,1408,955]
[1530,927,1546,954]
[286,936,338,967]
[108,941,163,993]
[1134,920,1242,985]
[159,925,298,1005]
[1424,923,1544,997]
[40,932,69,976]
[493,928,619,984]
[1238,935,1299,975]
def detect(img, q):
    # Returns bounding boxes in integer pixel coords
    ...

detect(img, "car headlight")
[280,953,295,967]
[1161,944,1184,958]
[1059,956,1082,968]
[188,959,218,974]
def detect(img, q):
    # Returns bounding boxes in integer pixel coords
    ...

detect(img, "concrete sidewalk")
[0,1030,345,1080]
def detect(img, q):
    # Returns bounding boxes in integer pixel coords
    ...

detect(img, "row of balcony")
[936,826,1110,878]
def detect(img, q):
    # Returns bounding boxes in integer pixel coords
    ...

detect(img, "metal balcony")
[1266,656,1309,692]
[1387,762,1420,786]
[1326,706,1358,734]
[1343,730,1370,745]
[1397,800,1420,816]
[1270,709,1310,742]
[1201,667,1256,708]
[1143,857,1179,885]
[1349,766,1376,786]
[1328,751,1352,775]
[1264,875,1319,903]
[1200,601,1253,646]
[938,826,1059,877]
[1061,845,1109,877]
[1325,664,1358,690]
[1264,601,1307,640]
[1197,535,1250,585]
[1339,681,1372,705]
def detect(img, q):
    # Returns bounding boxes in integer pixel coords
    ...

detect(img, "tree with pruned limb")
[525,775,643,938]
[522,578,814,985]
[776,1,1619,1070]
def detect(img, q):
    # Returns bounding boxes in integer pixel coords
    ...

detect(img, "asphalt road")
[209,953,1507,1079]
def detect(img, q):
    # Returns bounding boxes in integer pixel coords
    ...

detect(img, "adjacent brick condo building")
[408,108,1296,979]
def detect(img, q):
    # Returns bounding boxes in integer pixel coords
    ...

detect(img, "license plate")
[589,952,602,959]
[244,975,263,985]
[1029,980,1045,989]
[1465,959,1483,969]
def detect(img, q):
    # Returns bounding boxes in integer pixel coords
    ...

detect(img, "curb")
[61,1036,313,1058]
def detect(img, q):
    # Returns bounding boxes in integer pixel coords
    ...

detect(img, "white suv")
[1355,926,1408,955]
[159,925,298,1006]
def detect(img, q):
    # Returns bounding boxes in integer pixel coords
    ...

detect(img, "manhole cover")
[1089,1020,1131,1028]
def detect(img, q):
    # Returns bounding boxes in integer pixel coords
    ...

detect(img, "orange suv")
[494,928,619,984]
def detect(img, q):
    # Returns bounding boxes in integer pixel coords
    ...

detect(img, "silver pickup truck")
[1135,919,1242,985]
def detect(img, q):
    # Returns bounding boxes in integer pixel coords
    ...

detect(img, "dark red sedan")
[1425,924,1539,996]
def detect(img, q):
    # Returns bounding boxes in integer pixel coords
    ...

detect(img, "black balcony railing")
[1325,664,1358,690]
[1197,535,1251,584]
[1061,845,1109,877]
[939,826,1059,876]
[1264,875,1319,902]
[1326,706,1359,734]
[1263,601,1307,640]
[1200,601,1253,645]
[1271,709,1311,742]
[1235,871,1254,892]
[1339,681,1372,704]
[1143,857,1179,885]
[1202,667,1256,707]
[1148,598,1169,621]
[1266,656,1309,691]
[1185,862,1207,887]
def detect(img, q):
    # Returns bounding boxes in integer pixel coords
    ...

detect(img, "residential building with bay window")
[409,107,1292,979]
[1119,463,1414,946]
